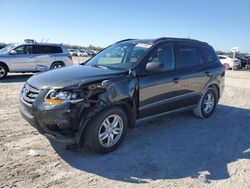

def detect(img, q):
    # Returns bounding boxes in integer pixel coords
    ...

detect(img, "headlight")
[44,90,83,104]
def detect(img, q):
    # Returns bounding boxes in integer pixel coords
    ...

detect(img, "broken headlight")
[44,90,83,104]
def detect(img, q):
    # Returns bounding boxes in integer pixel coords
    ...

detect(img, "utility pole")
[231,47,239,71]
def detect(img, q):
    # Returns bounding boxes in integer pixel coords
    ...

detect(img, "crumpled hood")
[27,65,127,89]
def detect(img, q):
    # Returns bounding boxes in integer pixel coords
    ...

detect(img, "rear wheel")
[82,107,128,154]
[193,87,218,118]
[50,62,64,69]
[0,64,8,79]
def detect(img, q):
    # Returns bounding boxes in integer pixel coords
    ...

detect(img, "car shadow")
[51,104,250,183]
[0,74,33,83]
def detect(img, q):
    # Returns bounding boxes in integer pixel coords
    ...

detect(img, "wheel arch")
[76,100,136,148]
[112,99,137,129]
[209,84,220,100]
[202,82,220,102]
[0,61,10,72]
[50,61,65,68]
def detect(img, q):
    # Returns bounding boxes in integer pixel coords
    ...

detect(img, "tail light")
[231,59,238,64]
[223,64,227,71]
[68,55,72,61]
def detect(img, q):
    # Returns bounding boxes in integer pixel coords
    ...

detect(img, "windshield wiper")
[90,64,109,69]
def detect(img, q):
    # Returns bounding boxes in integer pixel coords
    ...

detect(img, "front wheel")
[193,87,218,118]
[82,107,128,154]
[0,64,8,79]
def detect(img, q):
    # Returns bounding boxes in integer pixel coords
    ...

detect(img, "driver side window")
[14,45,33,54]
[146,44,175,71]
[14,45,26,54]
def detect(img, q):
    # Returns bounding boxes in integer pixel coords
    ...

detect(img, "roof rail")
[153,37,204,44]
[153,37,168,43]
[116,39,135,43]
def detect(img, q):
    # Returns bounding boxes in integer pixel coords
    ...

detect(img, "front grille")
[21,84,40,106]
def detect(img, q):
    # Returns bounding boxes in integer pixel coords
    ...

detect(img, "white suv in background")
[218,55,241,70]
[0,41,73,79]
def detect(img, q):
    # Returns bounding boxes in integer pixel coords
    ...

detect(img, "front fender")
[75,76,138,144]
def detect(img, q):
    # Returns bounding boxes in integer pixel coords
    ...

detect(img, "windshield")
[86,42,152,70]
[0,44,16,54]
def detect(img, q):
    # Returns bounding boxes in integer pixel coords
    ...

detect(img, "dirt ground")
[0,70,250,188]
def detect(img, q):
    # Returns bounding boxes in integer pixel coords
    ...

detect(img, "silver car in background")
[0,41,73,79]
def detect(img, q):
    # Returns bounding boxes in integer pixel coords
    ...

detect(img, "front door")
[9,45,36,72]
[138,43,183,118]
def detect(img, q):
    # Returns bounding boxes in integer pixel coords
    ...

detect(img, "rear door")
[174,43,211,103]
[34,45,56,70]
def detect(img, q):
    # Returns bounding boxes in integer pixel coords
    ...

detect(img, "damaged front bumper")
[19,90,84,144]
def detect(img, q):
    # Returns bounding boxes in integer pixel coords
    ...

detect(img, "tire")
[50,62,64,69]
[82,107,128,154]
[0,64,8,79]
[223,63,230,70]
[193,87,218,119]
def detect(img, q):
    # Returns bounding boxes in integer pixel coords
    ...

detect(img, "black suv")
[19,38,225,154]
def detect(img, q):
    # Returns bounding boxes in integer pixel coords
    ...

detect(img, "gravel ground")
[0,70,250,188]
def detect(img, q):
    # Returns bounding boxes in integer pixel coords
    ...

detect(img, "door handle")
[205,71,212,76]
[172,77,180,83]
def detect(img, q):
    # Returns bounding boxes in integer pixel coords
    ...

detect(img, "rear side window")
[176,44,204,69]
[200,45,218,63]
[41,45,63,54]
[32,45,43,54]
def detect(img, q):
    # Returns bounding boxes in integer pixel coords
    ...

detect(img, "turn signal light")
[44,99,64,104]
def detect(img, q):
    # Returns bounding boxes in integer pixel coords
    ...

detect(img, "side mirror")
[9,50,17,55]
[145,62,165,73]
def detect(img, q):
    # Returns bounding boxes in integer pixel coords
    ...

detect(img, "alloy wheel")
[0,67,6,78]
[98,114,123,148]
[52,64,62,69]
[203,93,215,114]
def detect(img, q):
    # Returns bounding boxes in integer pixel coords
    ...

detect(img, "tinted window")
[201,45,218,63]
[32,45,43,54]
[41,45,63,54]
[176,45,203,68]
[198,50,206,64]
[146,44,175,71]
[25,45,33,54]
